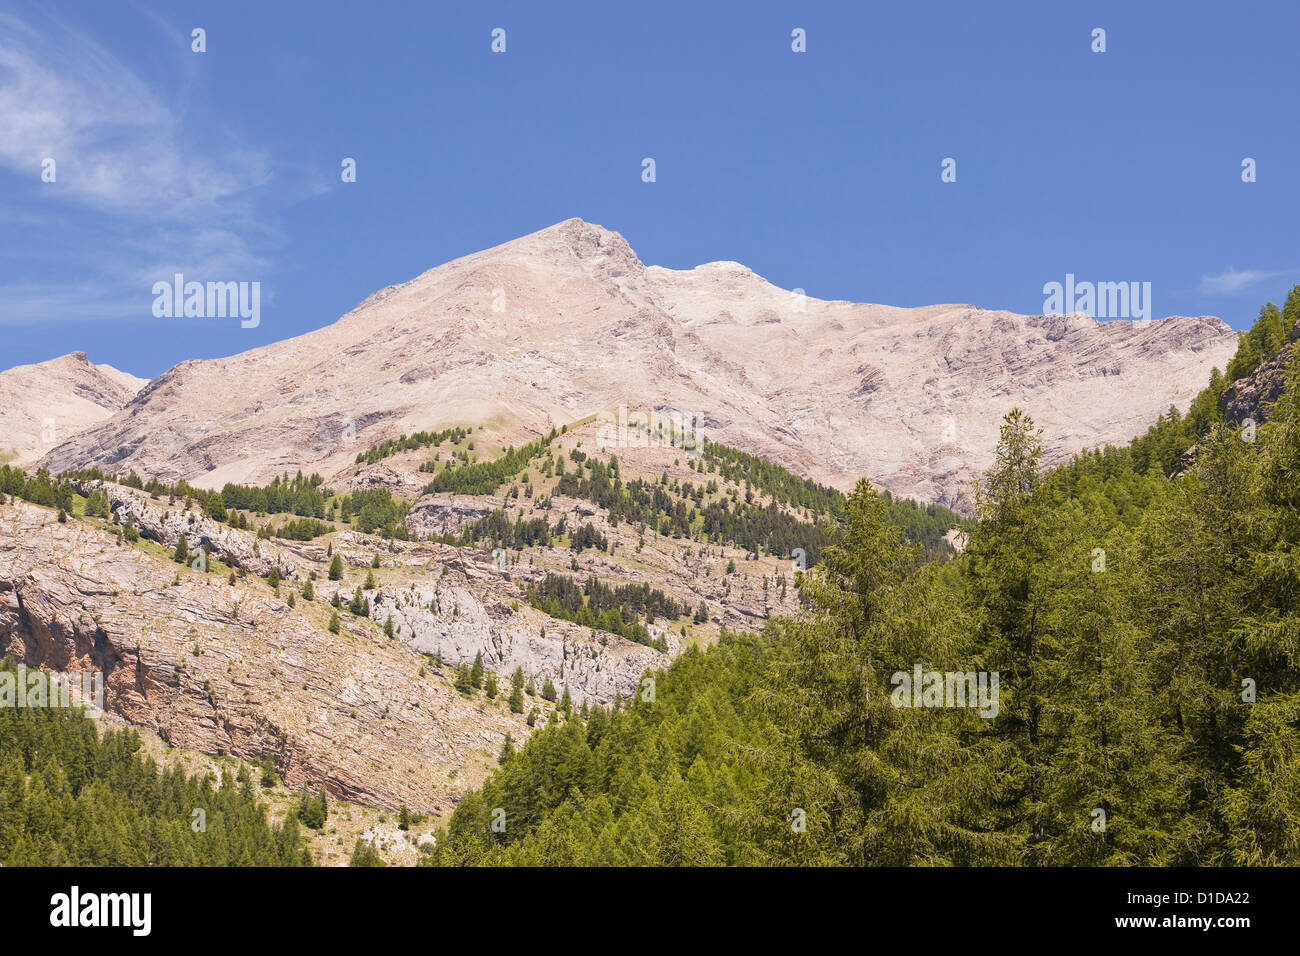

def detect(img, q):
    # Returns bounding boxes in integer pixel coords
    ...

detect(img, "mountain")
[34,219,1238,512]
[0,352,146,467]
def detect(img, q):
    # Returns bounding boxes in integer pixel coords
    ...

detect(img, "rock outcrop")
[1219,323,1299,426]
[76,480,299,579]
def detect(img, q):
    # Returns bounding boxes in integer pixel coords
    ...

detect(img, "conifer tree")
[508,668,525,713]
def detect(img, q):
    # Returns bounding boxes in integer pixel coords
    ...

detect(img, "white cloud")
[1199,266,1288,295]
[0,9,280,322]
[0,13,271,214]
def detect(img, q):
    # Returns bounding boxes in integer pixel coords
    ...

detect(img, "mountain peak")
[506,217,642,269]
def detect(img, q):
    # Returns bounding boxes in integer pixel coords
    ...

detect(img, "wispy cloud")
[0,9,282,323]
[1199,266,1289,296]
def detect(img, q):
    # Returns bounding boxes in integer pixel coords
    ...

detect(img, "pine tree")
[454,663,473,695]
[964,408,1066,865]
[508,668,525,713]
[470,652,484,689]
[329,554,344,581]
[348,839,384,866]
[295,788,327,830]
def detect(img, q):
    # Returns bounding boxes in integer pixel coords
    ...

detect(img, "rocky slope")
[3,424,808,806]
[66,476,682,707]
[0,352,146,467]
[0,497,527,813]
[1219,322,1300,426]
[34,219,1239,511]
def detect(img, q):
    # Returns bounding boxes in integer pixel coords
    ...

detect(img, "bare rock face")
[342,465,429,500]
[0,352,146,466]
[318,528,671,706]
[405,493,500,538]
[366,574,667,706]
[1219,323,1299,426]
[0,498,527,813]
[34,219,1239,511]
[76,480,299,580]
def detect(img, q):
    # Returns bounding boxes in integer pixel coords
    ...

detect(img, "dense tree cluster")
[553,457,837,562]
[271,516,335,541]
[568,522,609,553]
[220,472,330,519]
[423,432,558,496]
[1120,285,1300,477]
[460,510,555,549]
[694,438,844,515]
[1224,288,1299,382]
[0,665,311,866]
[355,426,471,465]
[879,492,965,561]
[336,488,411,536]
[0,466,74,511]
[526,572,683,649]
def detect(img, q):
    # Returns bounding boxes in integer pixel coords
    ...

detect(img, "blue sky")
[1,0,1297,379]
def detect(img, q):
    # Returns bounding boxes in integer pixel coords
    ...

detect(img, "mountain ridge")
[24,218,1238,511]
